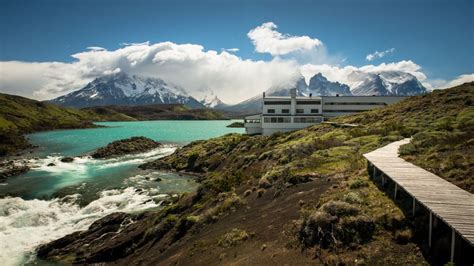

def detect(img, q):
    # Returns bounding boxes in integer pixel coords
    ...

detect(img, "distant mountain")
[49,73,204,108]
[308,73,352,96]
[200,92,228,109]
[351,71,427,96]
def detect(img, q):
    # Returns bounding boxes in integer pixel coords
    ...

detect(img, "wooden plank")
[365,138,474,245]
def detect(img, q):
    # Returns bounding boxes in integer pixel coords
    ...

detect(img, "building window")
[245,119,260,123]
[310,109,319,113]
[282,109,289,113]
[296,109,304,114]
[296,100,321,105]
[264,101,291,105]
[294,117,321,123]
[263,117,290,123]
[267,109,275,113]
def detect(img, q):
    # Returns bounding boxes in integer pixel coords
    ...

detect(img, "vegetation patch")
[217,228,251,248]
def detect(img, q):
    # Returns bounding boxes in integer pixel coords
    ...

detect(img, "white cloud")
[222,48,239,53]
[247,22,322,56]
[366,48,395,61]
[0,42,300,104]
[430,73,474,90]
[86,46,106,51]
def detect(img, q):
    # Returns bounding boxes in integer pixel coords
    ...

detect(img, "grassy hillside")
[0,93,101,156]
[37,83,473,264]
[83,104,229,121]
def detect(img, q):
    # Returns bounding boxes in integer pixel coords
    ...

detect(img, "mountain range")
[220,70,426,113]
[49,73,204,108]
[50,71,427,112]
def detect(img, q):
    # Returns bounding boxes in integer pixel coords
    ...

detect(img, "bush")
[298,211,337,247]
[322,201,360,217]
[342,192,363,204]
[217,228,250,248]
[337,215,375,244]
[394,229,412,244]
[258,176,272,188]
[348,178,369,189]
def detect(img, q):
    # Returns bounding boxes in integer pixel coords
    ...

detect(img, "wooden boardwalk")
[364,139,474,261]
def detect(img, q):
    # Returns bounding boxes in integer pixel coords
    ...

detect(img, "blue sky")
[0,0,473,102]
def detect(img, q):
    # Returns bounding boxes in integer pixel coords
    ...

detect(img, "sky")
[0,0,473,103]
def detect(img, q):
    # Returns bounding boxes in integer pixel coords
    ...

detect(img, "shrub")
[322,201,360,217]
[217,228,250,248]
[342,192,363,204]
[243,189,252,197]
[394,229,413,244]
[348,178,369,189]
[337,215,375,244]
[298,211,337,248]
[258,176,272,188]
[399,143,417,156]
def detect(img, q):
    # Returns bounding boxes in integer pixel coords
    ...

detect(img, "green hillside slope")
[0,93,102,155]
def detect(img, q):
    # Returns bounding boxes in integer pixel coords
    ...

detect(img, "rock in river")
[91,136,161,159]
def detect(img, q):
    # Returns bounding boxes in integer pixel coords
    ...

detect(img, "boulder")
[91,137,161,159]
[60,157,74,163]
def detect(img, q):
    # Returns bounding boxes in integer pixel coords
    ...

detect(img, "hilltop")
[36,83,474,264]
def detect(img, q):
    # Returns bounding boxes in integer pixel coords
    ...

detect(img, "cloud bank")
[0,22,471,104]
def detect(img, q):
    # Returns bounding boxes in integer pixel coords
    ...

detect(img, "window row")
[262,117,322,123]
[245,119,261,123]
[267,109,320,114]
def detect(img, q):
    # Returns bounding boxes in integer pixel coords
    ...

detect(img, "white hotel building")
[244,89,406,135]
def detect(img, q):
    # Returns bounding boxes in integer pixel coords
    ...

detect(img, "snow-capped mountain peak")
[49,72,203,108]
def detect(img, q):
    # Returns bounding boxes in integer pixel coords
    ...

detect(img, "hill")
[37,83,474,264]
[83,104,229,121]
[0,93,100,156]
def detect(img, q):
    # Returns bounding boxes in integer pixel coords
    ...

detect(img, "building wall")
[245,95,407,136]
[322,96,406,117]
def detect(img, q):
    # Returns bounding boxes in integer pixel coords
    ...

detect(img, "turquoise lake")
[0,120,244,265]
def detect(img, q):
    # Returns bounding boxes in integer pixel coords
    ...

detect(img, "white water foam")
[0,187,166,265]
[27,145,176,177]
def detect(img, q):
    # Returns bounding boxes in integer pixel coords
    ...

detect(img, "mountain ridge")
[49,73,204,109]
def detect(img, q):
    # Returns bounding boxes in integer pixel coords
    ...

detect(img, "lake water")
[0,120,244,265]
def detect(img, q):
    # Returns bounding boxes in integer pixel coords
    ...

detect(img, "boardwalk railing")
[364,139,474,263]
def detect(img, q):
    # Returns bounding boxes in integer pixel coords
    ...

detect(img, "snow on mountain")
[200,91,227,109]
[307,73,352,96]
[225,71,426,113]
[49,73,204,108]
[351,71,427,96]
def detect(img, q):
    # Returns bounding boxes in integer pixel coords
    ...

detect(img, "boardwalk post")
[394,183,398,199]
[429,211,432,248]
[412,198,416,216]
[450,229,455,262]
[372,165,377,178]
